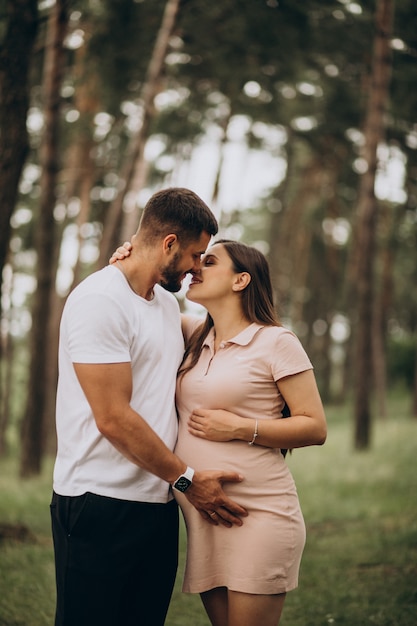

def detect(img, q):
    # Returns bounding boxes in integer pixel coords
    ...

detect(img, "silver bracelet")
[248,418,258,445]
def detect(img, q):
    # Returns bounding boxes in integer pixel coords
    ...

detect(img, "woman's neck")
[208,306,251,349]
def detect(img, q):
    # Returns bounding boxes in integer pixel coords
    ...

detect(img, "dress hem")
[182,579,299,595]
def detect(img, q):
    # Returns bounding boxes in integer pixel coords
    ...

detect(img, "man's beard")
[159,252,187,293]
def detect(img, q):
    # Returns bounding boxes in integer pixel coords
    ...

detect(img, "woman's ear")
[232,272,251,292]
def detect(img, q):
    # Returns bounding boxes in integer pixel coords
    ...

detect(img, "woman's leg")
[227,590,286,626]
[200,587,286,626]
[200,587,228,626]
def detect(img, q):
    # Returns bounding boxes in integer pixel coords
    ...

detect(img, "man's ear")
[163,234,178,254]
[232,272,251,292]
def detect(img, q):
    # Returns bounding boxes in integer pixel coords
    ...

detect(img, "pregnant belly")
[175,427,297,506]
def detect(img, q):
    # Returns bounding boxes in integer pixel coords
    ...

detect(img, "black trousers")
[50,491,179,626]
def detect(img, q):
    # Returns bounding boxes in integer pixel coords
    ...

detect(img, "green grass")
[280,405,417,626]
[0,401,416,625]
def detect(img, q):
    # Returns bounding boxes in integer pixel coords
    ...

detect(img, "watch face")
[174,476,191,493]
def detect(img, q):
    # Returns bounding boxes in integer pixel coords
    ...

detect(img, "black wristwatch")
[172,466,195,493]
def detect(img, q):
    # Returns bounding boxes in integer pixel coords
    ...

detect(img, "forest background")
[0,0,416,482]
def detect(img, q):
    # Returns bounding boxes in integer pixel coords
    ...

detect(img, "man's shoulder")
[74,265,116,290]
[66,267,119,301]
[63,268,126,322]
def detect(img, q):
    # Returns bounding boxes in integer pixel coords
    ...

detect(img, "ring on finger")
[209,511,216,518]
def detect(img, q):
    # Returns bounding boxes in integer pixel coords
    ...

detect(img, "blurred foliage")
[0,0,416,466]
[387,336,416,388]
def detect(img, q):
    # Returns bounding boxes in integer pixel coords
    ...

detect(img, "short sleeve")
[65,292,131,363]
[270,329,313,381]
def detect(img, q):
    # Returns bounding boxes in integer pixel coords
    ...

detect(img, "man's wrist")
[172,466,195,493]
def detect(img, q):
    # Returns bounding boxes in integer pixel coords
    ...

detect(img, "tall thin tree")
[98,0,181,266]
[0,0,38,445]
[0,0,38,318]
[20,0,69,476]
[353,0,394,449]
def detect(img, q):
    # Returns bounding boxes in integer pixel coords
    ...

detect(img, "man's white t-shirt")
[53,265,184,503]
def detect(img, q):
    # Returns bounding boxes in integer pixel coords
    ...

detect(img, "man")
[51,188,247,626]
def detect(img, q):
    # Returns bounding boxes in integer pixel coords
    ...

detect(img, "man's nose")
[191,259,202,273]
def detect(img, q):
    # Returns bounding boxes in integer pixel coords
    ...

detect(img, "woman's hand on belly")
[188,408,249,442]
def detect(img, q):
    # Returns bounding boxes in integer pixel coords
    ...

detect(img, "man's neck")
[116,260,155,301]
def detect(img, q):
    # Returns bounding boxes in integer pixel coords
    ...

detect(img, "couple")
[51,187,326,626]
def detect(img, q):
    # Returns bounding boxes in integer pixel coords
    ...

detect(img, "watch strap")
[172,466,195,492]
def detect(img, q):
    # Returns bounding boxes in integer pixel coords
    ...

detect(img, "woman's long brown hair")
[178,240,281,379]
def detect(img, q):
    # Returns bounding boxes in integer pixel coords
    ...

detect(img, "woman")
[111,239,327,626]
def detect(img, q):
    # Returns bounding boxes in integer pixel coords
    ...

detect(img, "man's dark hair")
[139,188,218,245]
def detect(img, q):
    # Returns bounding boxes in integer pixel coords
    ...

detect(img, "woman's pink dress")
[174,323,312,595]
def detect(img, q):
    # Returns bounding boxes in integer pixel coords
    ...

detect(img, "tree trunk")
[269,147,322,321]
[210,112,232,214]
[0,0,38,427]
[268,132,295,314]
[0,262,14,455]
[42,23,108,455]
[0,0,38,318]
[20,0,69,477]
[372,203,401,418]
[413,339,417,418]
[98,0,181,266]
[372,283,387,419]
[353,0,394,449]
[0,334,13,456]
